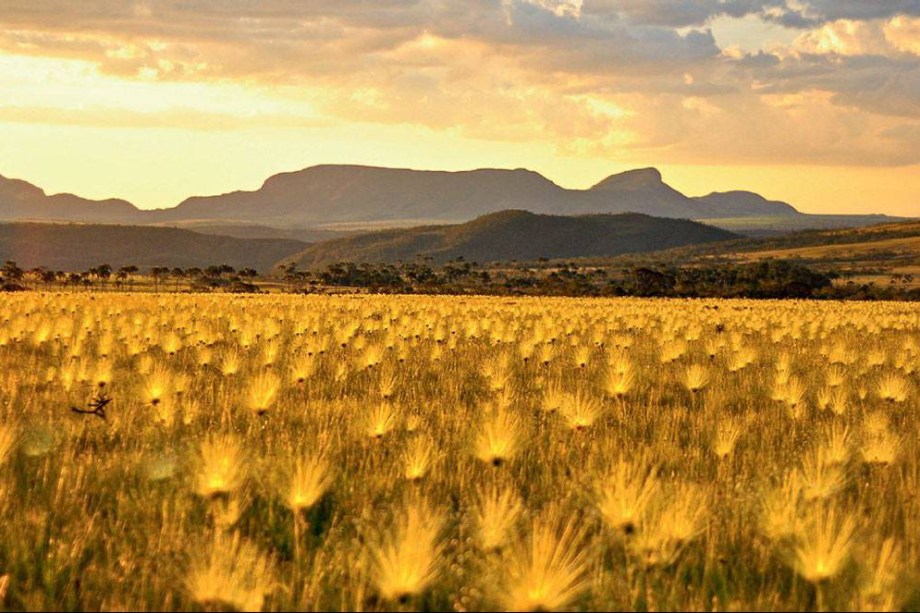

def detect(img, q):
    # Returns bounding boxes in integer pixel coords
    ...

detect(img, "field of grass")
[0,293,918,611]
[697,215,909,236]
[738,235,920,259]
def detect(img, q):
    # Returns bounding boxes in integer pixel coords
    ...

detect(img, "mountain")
[693,191,799,217]
[160,164,798,225]
[0,175,145,223]
[0,223,306,271]
[587,168,716,218]
[285,210,737,269]
[158,165,569,224]
[2,166,908,235]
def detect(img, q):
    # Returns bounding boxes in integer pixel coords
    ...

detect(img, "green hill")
[285,210,737,269]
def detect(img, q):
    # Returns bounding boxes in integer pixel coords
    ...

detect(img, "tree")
[151,267,169,293]
[2,260,23,283]
[117,265,138,290]
[67,273,82,292]
[40,269,57,288]
[171,267,186,292]
[96,264,113,291]
[632,267,676,296]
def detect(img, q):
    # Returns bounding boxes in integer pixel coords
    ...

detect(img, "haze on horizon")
[0,1,918,216]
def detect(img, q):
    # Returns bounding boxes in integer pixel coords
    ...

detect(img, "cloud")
[774,1,920,28]
[0,1,918,168]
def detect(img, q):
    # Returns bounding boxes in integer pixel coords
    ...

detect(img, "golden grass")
[737,235,920,262]
[0,292,917,611]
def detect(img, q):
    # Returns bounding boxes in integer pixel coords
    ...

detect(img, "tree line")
[0,261,260,293]
[3,258,917,300]
[276,258,920,300]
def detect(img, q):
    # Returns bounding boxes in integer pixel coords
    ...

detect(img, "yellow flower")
[188,532,276,612]
[195,436,246,499]
[283,452,330,513]
[501,513,591,612]
[369,503,444,603]
[792,509,858,584]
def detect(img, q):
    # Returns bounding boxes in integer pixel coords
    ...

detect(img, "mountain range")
[159,166,801,224]
[0,164,909,273]
[0,165,809,229]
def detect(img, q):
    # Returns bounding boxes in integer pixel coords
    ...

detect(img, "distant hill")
[693,191,798,217]
[0,175,145,223]
[286,210,737,269]
[0,223,306,271]
[148,220,350,243]
[592,219,920,288]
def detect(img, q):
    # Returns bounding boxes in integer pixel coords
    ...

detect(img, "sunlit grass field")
[0,293,918,612]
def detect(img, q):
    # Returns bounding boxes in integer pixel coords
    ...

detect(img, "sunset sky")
[0,1,918,215]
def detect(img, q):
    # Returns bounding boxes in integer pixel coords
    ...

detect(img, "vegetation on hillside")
[0,223,307,271]
[287,211,736,269]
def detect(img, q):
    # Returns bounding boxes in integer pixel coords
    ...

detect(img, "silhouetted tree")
[2,260,23,283]
[151,267,169,292]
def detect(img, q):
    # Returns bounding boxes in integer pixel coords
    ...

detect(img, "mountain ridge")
[2,165,910,237]
[1,165,808,227]
[0,174,144,223]
[285,210,738,269]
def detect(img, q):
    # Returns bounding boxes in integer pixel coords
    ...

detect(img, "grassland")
[594,220,920,291]
[696,215,906,236]
[0,293,917,611]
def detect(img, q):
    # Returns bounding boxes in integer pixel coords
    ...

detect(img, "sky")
[0,1,918,216]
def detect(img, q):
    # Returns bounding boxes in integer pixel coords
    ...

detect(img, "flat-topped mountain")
[159,165,568,224]
[286,210,738,269]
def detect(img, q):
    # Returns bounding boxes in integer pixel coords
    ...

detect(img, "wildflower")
[195,436,246,499]
[370,504,444,602]
[475,407,521,466]
[560,392,602,431]
[188,532,276,612]
[501,514,591,612]
[792,509,858,584]
[403,437,432,481]
[283,452,330,513]
[474,486,523,552]
[877,374,909,403]
[367,402,397,439]
[597,456,659,534]
[247,371,281,415]
[684,364,709,393]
